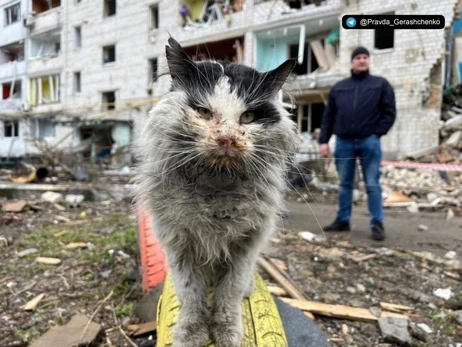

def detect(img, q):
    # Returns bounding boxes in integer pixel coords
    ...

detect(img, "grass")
[430,309,458,336]
[19,213,137,266]
[115,303,134,317]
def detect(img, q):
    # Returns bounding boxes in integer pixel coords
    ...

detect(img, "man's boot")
[371,221,385,241]
[323,218,351,232]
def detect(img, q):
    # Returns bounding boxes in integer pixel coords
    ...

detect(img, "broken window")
[74,72,81,93]
[102,91,116,110]
[37,119,55,138]
[289,41,321,75]
[5,3,20,25]
[183,37,244,63]
[29,74,61,106]
[149,58,158,83]
[32,0,61,14]
[30,31,61,59]
[31,119,55,138]
[75,26,82,48]
[0,42,25,64]
[2,81,21,100]
[103,45,116,64]
[4,120,19,137]
[150,4,159,29]
[298,102,325,133]
[104,0,116,17]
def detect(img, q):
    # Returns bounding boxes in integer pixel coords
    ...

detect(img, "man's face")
[351,54,369,72]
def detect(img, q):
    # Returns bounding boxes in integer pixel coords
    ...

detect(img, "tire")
[137,202,168,294]
[156,273,288,347]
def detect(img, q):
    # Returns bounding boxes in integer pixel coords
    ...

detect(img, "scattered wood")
[267,258,304,296]
[64,242,87,249]
[17,248,39,258]
[54,215,72,223]
[54,230,68,237]
[267,286,288,297]
[22,293,45,311]
[54,203,66,211]
[258,257,314,319]
[269,258,287,272]
[383,191,413,204]
[330,337,345,343]
[127,321,157,336]
[2,200,28,213]
[259,257,304,299]
[380,302,412,313]
[351,254,377,263]
[36,257,62,265]
[444,271,461,280]
[280,298,408,323]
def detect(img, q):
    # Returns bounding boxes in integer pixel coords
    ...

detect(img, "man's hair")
[351,46,370,60]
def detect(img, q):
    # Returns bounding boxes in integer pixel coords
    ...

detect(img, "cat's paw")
[172,314,209,347]
[211,311,243,347]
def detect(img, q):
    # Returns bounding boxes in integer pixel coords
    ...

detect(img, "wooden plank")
[351,254,377,263]
[258,257,314,319]
[380,302,412,312]
[22,293,45,311]
[258,257,305,300]
[267,286,288,297]
[127,321,157,336]
[280,298,408,322]
[36,257,61,265]
[267,258,305,298]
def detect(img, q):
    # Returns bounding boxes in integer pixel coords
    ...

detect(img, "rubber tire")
[137,202,168,294]
[156,273,288,347]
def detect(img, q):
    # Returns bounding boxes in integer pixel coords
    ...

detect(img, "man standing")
[318,47,396,241]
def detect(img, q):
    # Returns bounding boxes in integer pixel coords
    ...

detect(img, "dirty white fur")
[134,47,297,347]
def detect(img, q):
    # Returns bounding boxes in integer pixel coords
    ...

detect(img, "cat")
[134,37,298,347]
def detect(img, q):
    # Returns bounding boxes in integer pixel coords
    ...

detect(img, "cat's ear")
[262,59,297,98]
[165,36,194,87]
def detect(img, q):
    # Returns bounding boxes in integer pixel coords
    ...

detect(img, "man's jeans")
[334,135,383,226]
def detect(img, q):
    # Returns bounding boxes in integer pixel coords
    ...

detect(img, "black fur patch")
[165,37,296,126]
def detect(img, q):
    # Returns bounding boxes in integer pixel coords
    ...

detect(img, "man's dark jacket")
[318,70,396,144]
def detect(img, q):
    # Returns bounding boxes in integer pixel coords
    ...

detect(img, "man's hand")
[319,143,330,157]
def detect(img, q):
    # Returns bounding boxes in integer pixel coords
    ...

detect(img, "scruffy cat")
[134,37,298,347]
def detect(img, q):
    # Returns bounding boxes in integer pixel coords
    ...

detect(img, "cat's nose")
[216,137,236,150]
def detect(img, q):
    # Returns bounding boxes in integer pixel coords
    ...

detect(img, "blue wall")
[454,17,462,34]
[256,35,298,71]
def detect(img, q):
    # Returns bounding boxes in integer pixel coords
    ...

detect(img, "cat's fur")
[134,37,298,347]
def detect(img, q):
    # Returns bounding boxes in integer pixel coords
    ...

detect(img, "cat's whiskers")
[145,151,202,182]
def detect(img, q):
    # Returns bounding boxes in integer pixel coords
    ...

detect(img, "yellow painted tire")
[156,273,288,347]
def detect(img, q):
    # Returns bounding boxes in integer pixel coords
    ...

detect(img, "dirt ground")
[1,188,462,347]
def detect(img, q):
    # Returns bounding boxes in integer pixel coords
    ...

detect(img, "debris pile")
[264,233,462,346]
[441,106,462,154]
[378,166,462,215]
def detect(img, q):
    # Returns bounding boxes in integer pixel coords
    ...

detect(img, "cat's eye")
[197,107,213,120]
[240,112,255,124]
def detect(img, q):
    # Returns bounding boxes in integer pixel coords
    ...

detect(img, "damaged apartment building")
[0,0,460,163]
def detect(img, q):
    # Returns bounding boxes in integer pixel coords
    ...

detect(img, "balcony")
[28,7,61,34]
[0,60,26,80]
[0,98,23,114]
[294,69,344,92]
[176,0,249,44]
[28,54,63,75]
[253,0,341,27]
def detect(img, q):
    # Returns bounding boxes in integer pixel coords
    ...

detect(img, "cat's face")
[162,37,297,175]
